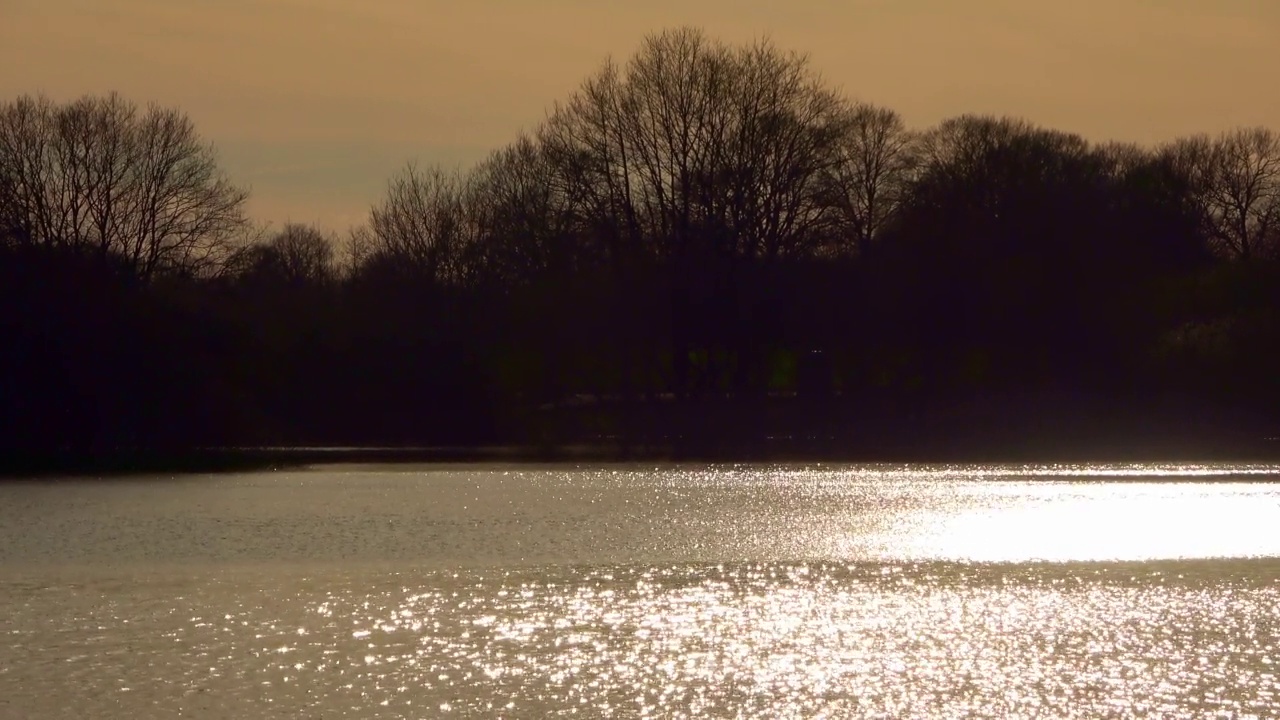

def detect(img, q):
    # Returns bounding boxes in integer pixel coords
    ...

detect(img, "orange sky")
[3,0,1278,231]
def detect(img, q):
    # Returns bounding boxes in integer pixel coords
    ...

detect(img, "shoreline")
[4,435,1280,478]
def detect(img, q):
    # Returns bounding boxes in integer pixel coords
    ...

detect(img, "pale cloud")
[3,0,1278,229]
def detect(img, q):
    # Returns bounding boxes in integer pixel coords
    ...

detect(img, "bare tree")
[538,27,848,266]
[1094,140,1151,174]
[269,224,336,284]
[0,94,55,250]
[342,225,376,276]
[466,134,584,285]
[822,102,919,255]
[1091,140,1212,269]
[367,162,476,285]
[0,92,249,280]
[1160,134,1228,251]
[532,28,851,397]
[917,115,1087,179]
[1206,127,1280,260]
[718,39,849,260]
[538,56,649,266]
[913,115,1095,226]
[1159,129,1280,260]
[225,223,336,287]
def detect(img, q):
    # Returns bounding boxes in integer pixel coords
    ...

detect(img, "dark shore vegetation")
[3,28,1280,474]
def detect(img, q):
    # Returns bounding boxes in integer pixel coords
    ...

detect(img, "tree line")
[3,28,1280,461]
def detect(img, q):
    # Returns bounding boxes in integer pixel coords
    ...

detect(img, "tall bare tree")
[533,28,851,396]
[0,94,55,249]
[466,134,584,285]
[822,102,919,255]
[718,39,849,260]
[1160,129,1280,260]
[342,225,376,276]
[1161,134,1229,253]
[539,27,848,265]
[367,162,476,285]
[0,92,249,280]
[1208,127,1280,260]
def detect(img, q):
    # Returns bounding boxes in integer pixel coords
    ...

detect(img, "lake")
[2,462,1279,718]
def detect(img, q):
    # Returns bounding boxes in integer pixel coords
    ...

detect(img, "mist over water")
[2,463,1279,718]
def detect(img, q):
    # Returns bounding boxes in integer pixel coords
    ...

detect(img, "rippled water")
[2,463,1279,718]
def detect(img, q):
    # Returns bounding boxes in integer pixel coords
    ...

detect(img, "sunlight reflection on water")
[2,462,1279,718]
[918,484,1280,562]
[5,563,1278,718]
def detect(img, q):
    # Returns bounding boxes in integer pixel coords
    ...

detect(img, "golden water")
[2,463,1278,718]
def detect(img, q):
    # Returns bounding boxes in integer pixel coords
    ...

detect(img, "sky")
[3,0,1278,231]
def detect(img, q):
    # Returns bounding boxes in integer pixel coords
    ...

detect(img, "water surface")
[2,463,1278,717]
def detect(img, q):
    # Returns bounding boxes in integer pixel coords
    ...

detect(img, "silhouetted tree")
[874,116,1144,395]
[0,92,249,281]
[822,103,920,256]
[6,34,1280,468]
[538,27,849,396]
[1206,128,1280,260]
[464,135,585,286]
[367,163,476,286]
[230,223,337,286]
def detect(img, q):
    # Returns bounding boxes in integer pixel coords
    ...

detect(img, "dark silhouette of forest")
[4,28,1280,469]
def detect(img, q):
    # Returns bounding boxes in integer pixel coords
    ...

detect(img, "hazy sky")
[3,0,1278,231]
